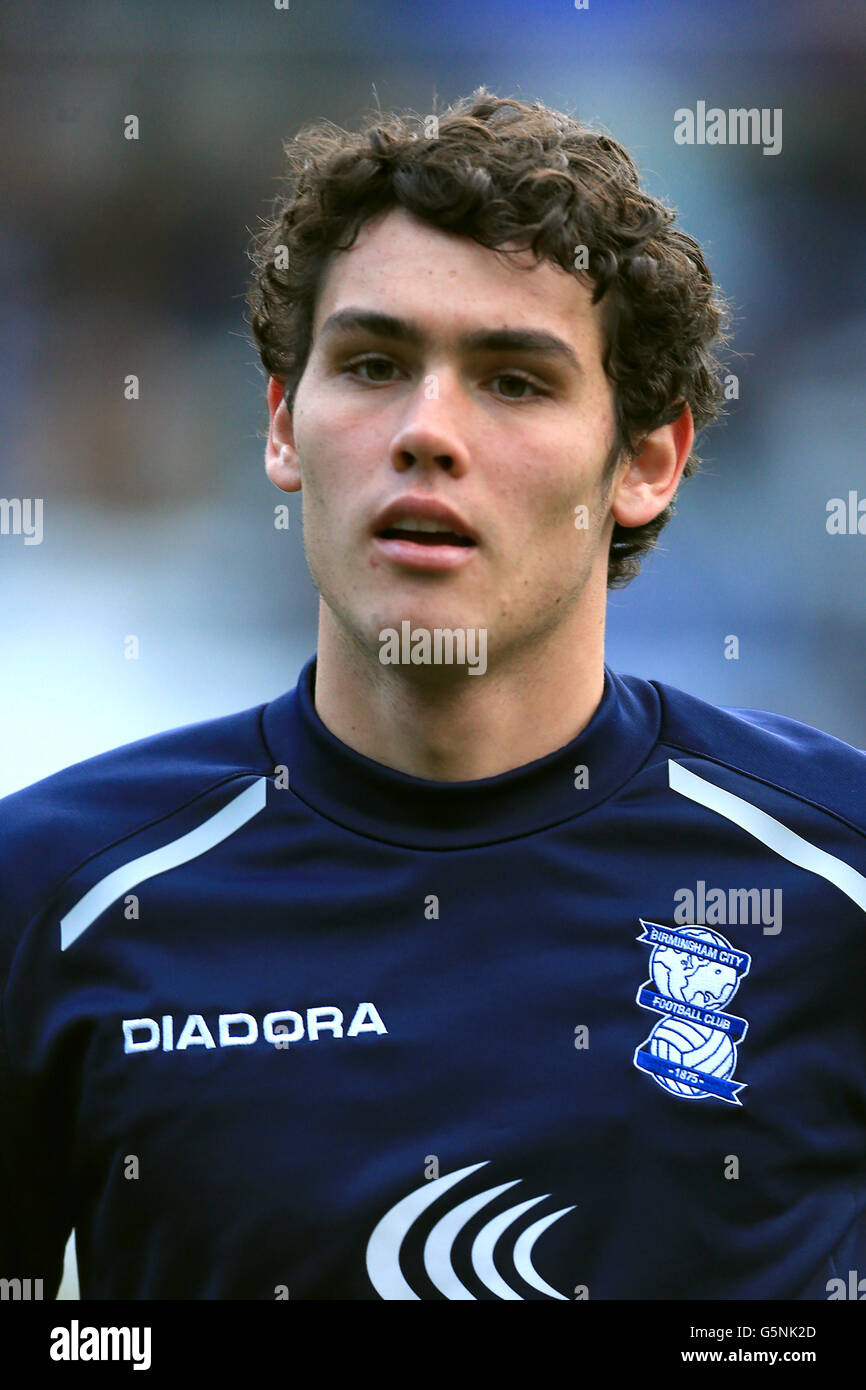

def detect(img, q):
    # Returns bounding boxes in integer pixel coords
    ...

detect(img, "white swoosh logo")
[366,1162,576,1300]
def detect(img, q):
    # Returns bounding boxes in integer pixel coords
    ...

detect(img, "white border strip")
[60,778,268,951]
[668,760,866,912]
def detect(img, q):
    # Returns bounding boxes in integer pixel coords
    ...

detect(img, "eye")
[344,357,547,399]
[346,355,401,383]
[489,372,546,400]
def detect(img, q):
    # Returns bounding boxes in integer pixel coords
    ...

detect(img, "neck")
[311,600,608,782]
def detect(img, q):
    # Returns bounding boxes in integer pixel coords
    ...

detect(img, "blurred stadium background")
[1,0,863,1300]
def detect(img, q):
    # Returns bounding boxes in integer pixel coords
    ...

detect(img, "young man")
[1,91,864,1302]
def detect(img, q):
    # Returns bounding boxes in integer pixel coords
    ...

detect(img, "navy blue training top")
[1,655,864,1300]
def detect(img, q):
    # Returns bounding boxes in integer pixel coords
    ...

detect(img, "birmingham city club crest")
[632,919,751,1105]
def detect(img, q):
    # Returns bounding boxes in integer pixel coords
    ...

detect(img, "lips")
[370,496,479,571]
[372,495,479,546]
[378,524,474,547]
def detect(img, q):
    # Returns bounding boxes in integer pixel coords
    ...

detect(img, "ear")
[265,377,302,494]
[610,402,694,528]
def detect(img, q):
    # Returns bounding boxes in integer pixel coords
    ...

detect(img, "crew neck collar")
[260,655,660,849]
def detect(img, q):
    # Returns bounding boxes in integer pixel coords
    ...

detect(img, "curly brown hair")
[246,88,732,587]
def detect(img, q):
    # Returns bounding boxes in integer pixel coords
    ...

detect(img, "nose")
[388,376,472,478]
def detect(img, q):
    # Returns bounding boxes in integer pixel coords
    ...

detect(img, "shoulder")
[0,700,275,943]
[637,675,866,835]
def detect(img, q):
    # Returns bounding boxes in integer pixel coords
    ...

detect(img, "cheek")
[293,426,373,560]
[295,385,379,490]
[291,406,340,509]
[509,466,609,594]
[516,459,599,540]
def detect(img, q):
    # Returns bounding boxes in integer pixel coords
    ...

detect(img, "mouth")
[377,525,476,548]
[372,525,478,570]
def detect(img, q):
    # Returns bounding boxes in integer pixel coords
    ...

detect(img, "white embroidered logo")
[366,1161,576,1300]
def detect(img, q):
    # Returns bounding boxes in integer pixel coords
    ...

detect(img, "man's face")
[268,206,625,673]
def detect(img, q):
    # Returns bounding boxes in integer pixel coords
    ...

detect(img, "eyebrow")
[318,308,583,374]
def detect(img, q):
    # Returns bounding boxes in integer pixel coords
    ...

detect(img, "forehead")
[310,206,606,360]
